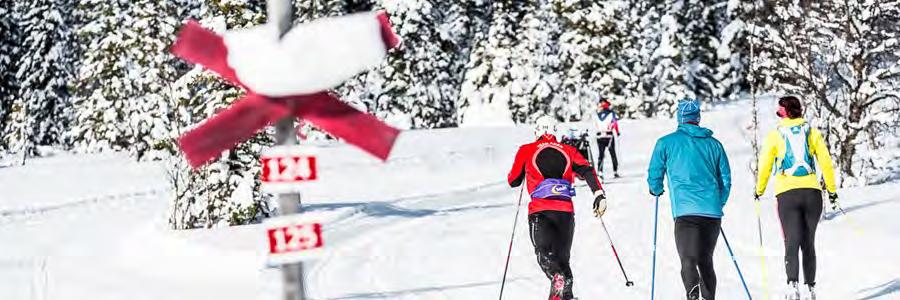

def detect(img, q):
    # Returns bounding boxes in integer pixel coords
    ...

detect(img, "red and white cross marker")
[170,11,402,169]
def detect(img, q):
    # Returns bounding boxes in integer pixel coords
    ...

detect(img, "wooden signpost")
[167,1,402,299]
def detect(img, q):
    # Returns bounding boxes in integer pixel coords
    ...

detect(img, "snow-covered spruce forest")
[1,0,898,229]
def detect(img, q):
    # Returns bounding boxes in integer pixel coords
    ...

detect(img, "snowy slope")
[1,99,898,300]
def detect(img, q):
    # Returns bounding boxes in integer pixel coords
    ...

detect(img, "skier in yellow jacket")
[755,96,837,300]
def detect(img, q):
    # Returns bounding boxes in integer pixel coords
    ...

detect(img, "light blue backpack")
[776,123,816,176]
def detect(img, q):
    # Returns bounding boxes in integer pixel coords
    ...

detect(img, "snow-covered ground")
[1,100,898,300]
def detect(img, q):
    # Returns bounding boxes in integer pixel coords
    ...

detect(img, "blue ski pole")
[721,227,752,299]
[651,195,659,300]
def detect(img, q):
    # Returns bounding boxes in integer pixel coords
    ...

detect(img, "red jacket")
[508,134,604,214]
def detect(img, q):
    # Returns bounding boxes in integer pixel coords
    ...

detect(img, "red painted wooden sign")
[265,214,324,265]
[260,146,318,193]
[170,12,401,169]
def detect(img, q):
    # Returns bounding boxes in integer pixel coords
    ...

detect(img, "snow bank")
[0,153,167,213]
[297,126,532,205]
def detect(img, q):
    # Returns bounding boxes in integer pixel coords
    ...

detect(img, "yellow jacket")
[756,118,837,196]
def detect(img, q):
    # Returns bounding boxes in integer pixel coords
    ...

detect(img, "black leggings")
[675,216,721,300]
[777,188,823,285]
[528,211,575,281]
[596,137,618,172]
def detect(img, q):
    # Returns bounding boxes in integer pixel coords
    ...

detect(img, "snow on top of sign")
[223,12,390,97]
[261,145,319,158]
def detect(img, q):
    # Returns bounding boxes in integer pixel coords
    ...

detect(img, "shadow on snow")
[303,201,513,219]
[316,277,528,300]
[857,278,899,299]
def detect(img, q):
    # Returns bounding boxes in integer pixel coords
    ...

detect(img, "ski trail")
[1,100,896,299]
[307,101,899,299]
[0,187,166,221]
[307,183,517,299]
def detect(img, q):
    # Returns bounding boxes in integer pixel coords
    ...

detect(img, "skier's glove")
[754,192,761,201]
[649,189,663,197]
[828,192,839,210]
[593,190,607,218]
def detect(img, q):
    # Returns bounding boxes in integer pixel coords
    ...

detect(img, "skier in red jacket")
[507,116,608,300]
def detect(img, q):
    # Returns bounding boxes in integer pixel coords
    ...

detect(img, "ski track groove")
[0,187,168,223]
[308,182,514,300]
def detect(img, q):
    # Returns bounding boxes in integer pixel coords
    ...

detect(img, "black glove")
[828,192,839,210]
[754,192,761,201]
[650,189,664,197]
[593,191,607,218]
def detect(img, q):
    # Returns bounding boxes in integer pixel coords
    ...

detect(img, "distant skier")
[592,98,621,178]
[647,98,732,300]
[560,124,594,167]
[755,96,837,300]
[508,116,608,300]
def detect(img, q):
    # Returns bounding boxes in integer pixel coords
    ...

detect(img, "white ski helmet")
[534,116,558,137]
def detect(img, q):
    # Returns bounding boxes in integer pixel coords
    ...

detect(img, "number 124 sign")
[261,146,318,193]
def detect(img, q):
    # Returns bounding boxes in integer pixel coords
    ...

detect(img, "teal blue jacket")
[647,124,731,218]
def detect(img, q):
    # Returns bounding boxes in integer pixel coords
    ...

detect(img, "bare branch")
[863,93,900,108]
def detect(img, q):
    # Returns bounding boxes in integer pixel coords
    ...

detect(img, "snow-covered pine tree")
[69,0,181,161]
[3,0,78,156]
[505,1,544,123]
[553,0,625,121]
[460,0,541,125]
[167,0,271,229]
[615,0,653,118]
[615,0,750,118]
[681,0,720,102]
[529,0,564,121]
[712,0,751,102]
[642,1,686,117]
[343,0,461,129]
[618,1,677,117]
[752,0,900,185]
[0,1,22,151]
[449,0,493,125]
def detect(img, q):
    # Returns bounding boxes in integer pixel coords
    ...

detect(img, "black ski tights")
[777,188,823,285]
[675,216,721,300]
[529,211,575,294]
[596,137,618,173]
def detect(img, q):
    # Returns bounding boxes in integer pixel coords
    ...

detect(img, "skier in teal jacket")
[647,97,732,300]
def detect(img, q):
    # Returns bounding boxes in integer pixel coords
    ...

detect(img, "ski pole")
[650,195,660,300]
[832,199,865,235]
[498,185,526,300]
[754,199,770,300]
[599,217,634,287]
[721,228,753,300]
